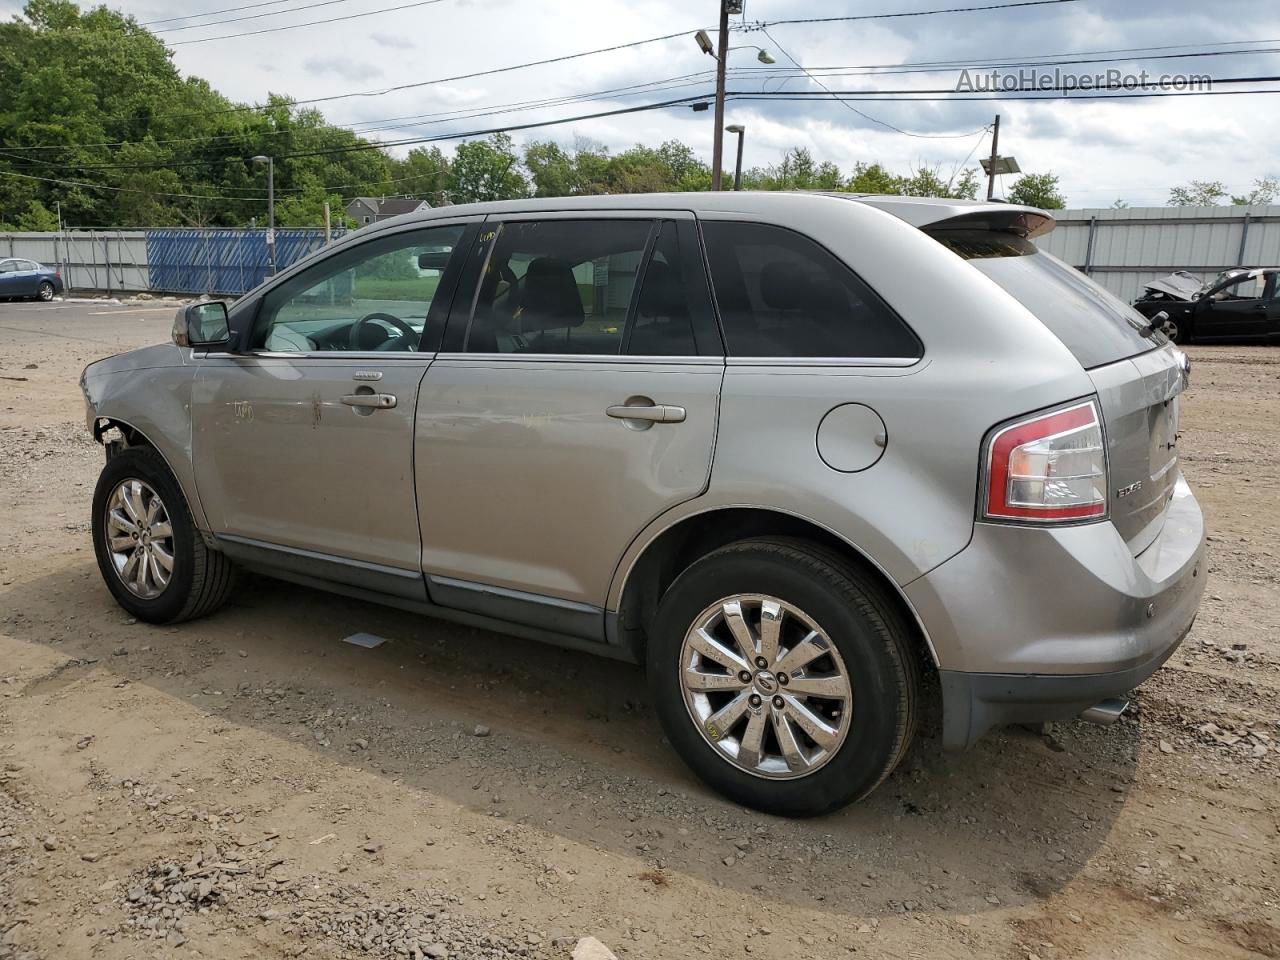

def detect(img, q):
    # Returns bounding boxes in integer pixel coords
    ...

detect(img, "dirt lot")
[1,300,1277,960]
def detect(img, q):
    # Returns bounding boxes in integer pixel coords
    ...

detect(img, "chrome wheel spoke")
[706,692,752,731]
[109,535,135,552]
[758,600,783,664]
[783,696,840,750]
[721,600,756,658]
[149,521,173,540]
[737,708,767,768]
[148,551,168,588]
[775,631,829,676]
[679,594,852,781]
[122,482,146,524]
[771,708,807,773]
[687,627,751,675]
[151,543,175,573]
[120,549,141,583]
[684,668,748,692]
[784,673,848,699]
[107,508,138,535]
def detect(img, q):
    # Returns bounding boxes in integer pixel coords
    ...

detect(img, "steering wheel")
[348,312,418,350]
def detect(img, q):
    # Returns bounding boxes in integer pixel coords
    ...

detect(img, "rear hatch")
[922,216,1183,555]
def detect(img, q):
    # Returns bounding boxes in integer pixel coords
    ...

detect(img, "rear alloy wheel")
[679,595,853,779]
[37,281,54,302]
[649,538,918,817]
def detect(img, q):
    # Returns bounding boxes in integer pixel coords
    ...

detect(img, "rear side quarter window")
[700,220,921,360]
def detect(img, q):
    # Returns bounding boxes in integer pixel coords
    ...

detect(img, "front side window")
[701,221,921,359]
[466,219,653,355]
[0,262,14,274]
[255,224,465,352]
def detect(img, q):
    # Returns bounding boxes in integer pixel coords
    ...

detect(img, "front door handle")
[341,393,397,410]
[606,402,686,423]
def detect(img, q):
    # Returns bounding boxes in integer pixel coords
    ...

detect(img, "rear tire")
[91,446,236,623]
[37,281,54,302]
[647,538,918,817]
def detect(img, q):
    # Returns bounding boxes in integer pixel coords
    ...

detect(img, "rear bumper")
[906,474,1205,749]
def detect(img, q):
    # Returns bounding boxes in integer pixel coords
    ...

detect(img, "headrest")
[517,257,584,332]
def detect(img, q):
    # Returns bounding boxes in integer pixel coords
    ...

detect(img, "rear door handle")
[606,403,686,423]
[341,393,397,410]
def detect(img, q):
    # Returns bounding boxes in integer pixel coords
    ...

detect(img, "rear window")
[702,221,921,359]
[933,230,1166,369]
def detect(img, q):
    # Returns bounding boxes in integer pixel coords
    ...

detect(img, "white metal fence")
[1036,204,1280,303]
[1,230,149,294]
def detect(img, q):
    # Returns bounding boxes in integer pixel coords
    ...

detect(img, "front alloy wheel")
[104,478,175,599]
[680,595,853,779]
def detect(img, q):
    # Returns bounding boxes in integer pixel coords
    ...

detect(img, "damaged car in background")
[1133,267,1280,343]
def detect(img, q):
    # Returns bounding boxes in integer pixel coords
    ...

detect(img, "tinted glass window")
[627,222,698,356]
[934,230,1165,369]
[467,219,652,355]
[0,262,14,273]
[701,221,920,359]
[256,224,465,352]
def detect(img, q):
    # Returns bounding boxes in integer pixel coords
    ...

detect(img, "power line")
[752,0,1081,28]
[760,27,988,139]
[0,168,262,201]
[139,0,307,27]
[166,0,452,45]
[153,0,363,34]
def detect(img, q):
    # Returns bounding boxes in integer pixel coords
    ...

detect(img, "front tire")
[647,538,918,817]
[92,446,236,623]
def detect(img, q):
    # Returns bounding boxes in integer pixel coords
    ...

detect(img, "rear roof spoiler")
[839,195,1056,239]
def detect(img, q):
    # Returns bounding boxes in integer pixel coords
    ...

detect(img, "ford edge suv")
[80,193,1205,816]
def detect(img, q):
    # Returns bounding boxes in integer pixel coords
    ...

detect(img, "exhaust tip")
[1081,697,1129,726]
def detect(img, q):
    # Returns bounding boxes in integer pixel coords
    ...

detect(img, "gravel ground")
[1,300,1277,960]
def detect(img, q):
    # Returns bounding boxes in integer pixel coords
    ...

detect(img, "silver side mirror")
[173,301,230,348]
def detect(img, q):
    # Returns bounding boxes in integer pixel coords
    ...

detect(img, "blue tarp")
[145,228,336,295]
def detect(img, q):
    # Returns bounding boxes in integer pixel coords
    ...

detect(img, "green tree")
[1169,180,1228,206]
[447,134,528,204]
[1231,176,1279,206]
[1007,172,1066,209]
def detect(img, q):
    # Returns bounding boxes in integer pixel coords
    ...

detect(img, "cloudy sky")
[6,0,1279,207]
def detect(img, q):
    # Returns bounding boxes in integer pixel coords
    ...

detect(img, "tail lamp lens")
[984,401,1107,522]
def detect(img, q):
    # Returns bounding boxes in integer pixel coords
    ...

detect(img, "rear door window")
[700,220,921,359]
[465,219,653,356]
[933,230,1166,369]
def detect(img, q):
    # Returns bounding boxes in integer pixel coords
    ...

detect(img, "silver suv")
[82,193,1205,816]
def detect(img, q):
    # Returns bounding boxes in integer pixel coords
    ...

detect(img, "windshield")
[931,230,1167,369]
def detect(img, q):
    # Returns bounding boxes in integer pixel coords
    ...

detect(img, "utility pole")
[252,155,276,275]
[986,114,1001,201]
[710,0,731,191]
[323,202,332,243]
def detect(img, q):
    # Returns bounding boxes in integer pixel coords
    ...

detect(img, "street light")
[251,155,276,275]
[725,124,746,191]
[694,12,774,190]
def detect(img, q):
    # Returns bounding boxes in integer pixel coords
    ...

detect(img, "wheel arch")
[610,505,940,671]
[89,415,211,539]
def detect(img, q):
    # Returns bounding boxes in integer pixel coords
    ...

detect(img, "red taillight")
[983,400,1108,522]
